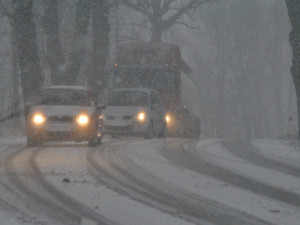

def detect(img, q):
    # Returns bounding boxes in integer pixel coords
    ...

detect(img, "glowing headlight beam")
[33,114,45,125]
[137,112,145,122]
[166,114,171,123]
[76,115,89,125]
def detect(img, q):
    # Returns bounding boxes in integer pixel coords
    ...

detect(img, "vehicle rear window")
[36,89,91,106]
[106,91,149,107]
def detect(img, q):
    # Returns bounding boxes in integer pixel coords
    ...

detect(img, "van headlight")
[137,112,146,122]
[32,114,46,125]
[76,114,89,125]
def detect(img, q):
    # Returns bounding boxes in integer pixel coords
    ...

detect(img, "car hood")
[103,106,149,117]
[29,105,94,117]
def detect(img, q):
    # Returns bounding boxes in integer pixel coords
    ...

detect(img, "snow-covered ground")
[0,137,300,225]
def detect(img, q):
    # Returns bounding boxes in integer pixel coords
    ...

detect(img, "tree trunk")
[64,0,91,85]
[285,0,300,137]
[150,25,163,42]
[13,0,43,107]
[87,0,110,100]
[11,22,22,128]
[42,0,65,85]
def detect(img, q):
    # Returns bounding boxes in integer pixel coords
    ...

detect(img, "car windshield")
[36,89,91,106]
[106,90,149,107]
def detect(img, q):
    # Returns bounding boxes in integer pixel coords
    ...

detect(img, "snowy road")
[0,137,300,225]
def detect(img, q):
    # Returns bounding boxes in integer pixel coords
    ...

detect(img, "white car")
[103,88,167,139]
[26,86,105,146]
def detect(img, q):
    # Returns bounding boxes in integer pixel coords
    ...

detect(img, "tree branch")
[163,0,211,30]
[0,0,13,25]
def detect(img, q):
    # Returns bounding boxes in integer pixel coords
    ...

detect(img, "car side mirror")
[151,103,160,109]
[96,104,106,110]
[24,103,31,117]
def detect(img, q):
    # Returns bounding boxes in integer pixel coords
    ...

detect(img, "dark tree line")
[5,0,297,139]
[5,0,210,117]
[8,0,111,114]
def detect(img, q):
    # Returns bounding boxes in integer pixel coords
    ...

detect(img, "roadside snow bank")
[253,139,300,168]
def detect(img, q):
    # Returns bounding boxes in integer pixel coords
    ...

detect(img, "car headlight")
[76,114,89,125]
[32,114,46,125]
[137,112,146,122]
[166,114,171,124]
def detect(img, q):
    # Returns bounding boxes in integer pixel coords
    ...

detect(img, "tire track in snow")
[223,141,300,178]
[2,146,80,225]
[30,146,117,225]
[86,140,271,225]
[161,139,300,207]
[0,144,48,225]
[2,145,114,225]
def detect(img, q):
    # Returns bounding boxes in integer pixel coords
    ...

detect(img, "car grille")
[48,116,74,122]
[104,125,133,132]
[123,115,134,120]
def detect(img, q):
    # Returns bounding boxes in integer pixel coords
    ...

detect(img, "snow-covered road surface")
[0,137,300,225]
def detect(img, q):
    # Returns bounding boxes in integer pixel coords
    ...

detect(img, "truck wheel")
[88,137,97,147]
[97,137,102,144]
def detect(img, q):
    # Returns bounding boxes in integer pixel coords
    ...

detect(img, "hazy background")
[0,0,296,138]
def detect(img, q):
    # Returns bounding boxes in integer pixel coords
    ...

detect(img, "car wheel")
[111,133,119,139]
[88,137,97,147]
[144,121,153,139]
[190,119,201,139]
[88,129,98,147]
[27,135,39,147]
[158,122,167,138]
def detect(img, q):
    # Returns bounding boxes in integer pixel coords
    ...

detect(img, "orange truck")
[109,42,200,138]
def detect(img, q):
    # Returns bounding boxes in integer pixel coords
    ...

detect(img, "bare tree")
[87,0,110,98]
[42,0,65,85]
[285,0,300,137]
[122,0,212,42]
[0,0,21,127]
[12,0,43,108]
[42,0,112,95]
[64,0,91,84]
